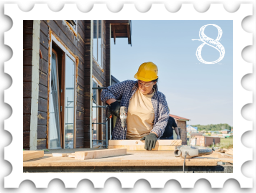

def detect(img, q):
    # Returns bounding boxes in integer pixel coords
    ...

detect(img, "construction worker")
[160,116,181,140]
[101,62,169,150]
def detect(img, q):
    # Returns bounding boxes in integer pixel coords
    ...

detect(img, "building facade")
[169,114,190,145]
[23,20,131,150]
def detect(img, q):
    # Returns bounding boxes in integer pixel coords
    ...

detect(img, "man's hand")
[109,101,121,118]
[140,133,158,150]
[177,135,181,139]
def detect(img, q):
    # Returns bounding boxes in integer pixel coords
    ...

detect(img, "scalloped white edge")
[3,3,253,189]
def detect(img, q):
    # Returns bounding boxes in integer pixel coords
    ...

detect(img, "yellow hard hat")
[134,62,158,81]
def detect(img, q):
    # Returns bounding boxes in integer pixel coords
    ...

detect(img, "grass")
[187,136,233,149]
[219,137,233,149]
[213,136,233,149]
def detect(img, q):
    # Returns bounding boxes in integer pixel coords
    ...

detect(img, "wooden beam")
[108,140,181,151]
[110,23,129,26]
[115,33,128,37]
[23,150,44,161]
[127,25,131,44]
[113,25,116,44]
[108,20,130,24]
[108,145,176,151]
[109,140,182,146]
[75,149,127,160]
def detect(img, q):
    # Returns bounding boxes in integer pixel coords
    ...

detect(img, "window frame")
[48,48,62,149]
[91,77,103,146]
[48,33,77,149]
[65,20,78,34]
[92,20,103,69]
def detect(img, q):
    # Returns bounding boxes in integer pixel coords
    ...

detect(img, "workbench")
[23,148,233,173]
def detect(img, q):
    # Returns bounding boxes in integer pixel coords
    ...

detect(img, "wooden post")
[29,20,40,150]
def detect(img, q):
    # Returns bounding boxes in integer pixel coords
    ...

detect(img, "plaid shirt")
[101,80,169,140]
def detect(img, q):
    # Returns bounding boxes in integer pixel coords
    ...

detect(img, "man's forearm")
[174,127,179,136]
[106,98,116,105]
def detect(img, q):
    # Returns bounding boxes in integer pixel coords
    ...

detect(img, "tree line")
[191,123,233,132]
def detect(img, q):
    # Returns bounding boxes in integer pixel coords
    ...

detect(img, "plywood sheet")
[23,150,44,161]
[75,149,127,160]
[109,140,182,146]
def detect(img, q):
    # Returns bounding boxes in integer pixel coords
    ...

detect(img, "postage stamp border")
[3,3,253,188]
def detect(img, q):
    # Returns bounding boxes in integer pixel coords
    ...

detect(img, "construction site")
[23,20,233,173]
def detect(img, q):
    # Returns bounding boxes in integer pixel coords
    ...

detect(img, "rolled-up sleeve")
[150,93,169,138]
[101,80,132,103]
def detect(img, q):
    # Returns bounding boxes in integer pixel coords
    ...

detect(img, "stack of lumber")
[23,150,44,161]
[108,140,182,151]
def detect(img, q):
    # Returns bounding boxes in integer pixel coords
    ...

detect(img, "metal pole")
[106,119,108,148]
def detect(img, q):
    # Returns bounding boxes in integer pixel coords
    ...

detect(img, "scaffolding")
[92,87,109,148]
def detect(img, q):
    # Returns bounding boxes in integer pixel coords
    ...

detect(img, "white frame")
[50,34,77,149]
[66,20,78,34]
[92,20,103,69]
[91,78,98,142]
[48,49,62,150]
[63,54,76,149]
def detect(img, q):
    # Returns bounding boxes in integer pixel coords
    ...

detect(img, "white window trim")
[92,20,103,69]
[49,34,77,149]
[65,20,78,34]
[92,78,99,142]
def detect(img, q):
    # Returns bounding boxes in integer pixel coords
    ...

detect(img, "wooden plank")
[108,145,176,151]
[38,98,47,112]
[37,139,47,149]
[39,58,48,74]
[37,111,47,125]
[23,131,30,148]
[75,149,127,160]
[52,153,67,157]
[39,71,48,87]
[23,150,44,161]
[40,44,48,61]
[23,115,30,131]
[23,50,32,66]
[23,82,32,98]
[23,98,31,114]
[37,125,47,139]
[23,66,32,81]
[109,140,182,146]
[40,20,49,36]
[40,31,49,49]
[39,84,48,100]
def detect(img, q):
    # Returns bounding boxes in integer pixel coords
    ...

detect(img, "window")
[64,56,75,149]
[49,50,61,149]
[48,34,77,149]
[91,79,103,147]
[92,20,103,68]
[66,20,77,33]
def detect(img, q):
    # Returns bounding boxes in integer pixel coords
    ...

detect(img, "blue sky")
[110,20,233,126]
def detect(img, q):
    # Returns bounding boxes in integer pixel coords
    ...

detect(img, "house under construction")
[23,20,132,150]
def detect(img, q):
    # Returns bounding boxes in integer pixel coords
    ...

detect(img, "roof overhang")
[108,20,132,45]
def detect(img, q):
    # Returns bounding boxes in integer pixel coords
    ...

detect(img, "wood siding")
[37,20,88,149]
[23,20,33,149]
[24,20,114,149]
